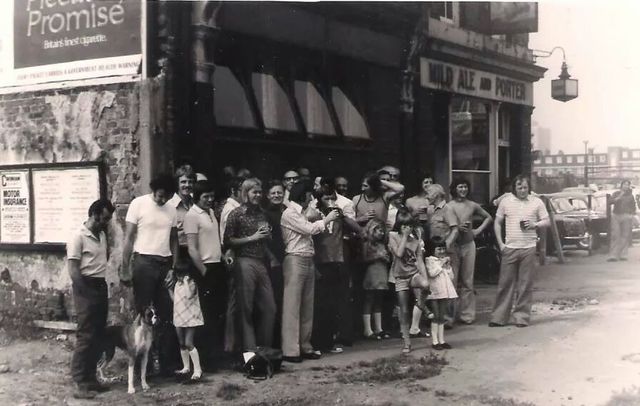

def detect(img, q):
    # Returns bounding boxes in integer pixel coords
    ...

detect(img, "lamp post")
[583,140,589,187]
[533,47,579,102]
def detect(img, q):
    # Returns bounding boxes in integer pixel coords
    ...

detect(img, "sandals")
[376,331,391,340]
[190,371,202,381]
[174,368,190,375]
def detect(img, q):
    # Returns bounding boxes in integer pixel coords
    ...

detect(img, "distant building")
[533,146,640,183]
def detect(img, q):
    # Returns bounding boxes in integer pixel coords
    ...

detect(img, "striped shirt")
[496,194,549,249]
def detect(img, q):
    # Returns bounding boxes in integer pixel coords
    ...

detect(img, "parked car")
[592,189,640,240]
[540,192,608,255]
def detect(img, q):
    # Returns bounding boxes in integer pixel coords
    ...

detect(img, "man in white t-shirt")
[489,175,549,328]
[121,173,179,374]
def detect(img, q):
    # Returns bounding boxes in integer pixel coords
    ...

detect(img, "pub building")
[179,2,545,202]
[0,2,544,303]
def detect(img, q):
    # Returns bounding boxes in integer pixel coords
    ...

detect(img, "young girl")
[425,239,458,350]
[387,209,430,354]
[361,219,392,340]
[170,261,204,380]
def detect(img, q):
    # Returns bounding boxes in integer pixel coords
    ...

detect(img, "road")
[1,247,639,405]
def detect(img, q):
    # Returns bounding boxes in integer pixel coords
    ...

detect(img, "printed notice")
[0,170,30,243]
[33,167,100,244]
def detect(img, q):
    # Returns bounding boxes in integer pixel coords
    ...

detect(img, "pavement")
[1,245,640,405]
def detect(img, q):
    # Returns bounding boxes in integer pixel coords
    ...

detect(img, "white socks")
[189,348,202,378]
[437,323,445,344]
[175,349,190,374]
[431,322,439,345]
[363,314,373,337]
[373,313,383,334]
[410,306,422,334]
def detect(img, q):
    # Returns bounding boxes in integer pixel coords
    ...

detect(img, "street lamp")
[533,47,579,102]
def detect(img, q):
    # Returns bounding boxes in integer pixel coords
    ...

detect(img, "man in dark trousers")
[67,199,115,399]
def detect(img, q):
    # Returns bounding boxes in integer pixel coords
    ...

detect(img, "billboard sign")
[0,0,142,88]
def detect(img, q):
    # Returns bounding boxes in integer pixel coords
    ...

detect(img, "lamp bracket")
[532,46,567,62]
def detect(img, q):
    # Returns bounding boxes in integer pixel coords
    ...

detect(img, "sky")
[530,0,640,154]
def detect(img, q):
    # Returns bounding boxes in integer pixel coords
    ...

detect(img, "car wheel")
[577,234,593,255]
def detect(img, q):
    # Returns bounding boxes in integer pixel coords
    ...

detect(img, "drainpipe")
[399,6,428,191]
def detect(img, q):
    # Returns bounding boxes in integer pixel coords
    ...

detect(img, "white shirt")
[219,198,241,239]
[184,205,222,264]
[496,194,549,249]
[168,193,192,247]
[125,194,177,256]
[280,201,326,257]
[67,225,108,278]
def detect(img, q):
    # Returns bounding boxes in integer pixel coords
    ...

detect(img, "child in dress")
[170,261,204,380]
[425,239,458,350]
[387,209,430,354]
[361,219,392,340]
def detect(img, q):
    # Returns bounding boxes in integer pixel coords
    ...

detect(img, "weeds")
[336,353,448,384]
[216,381,246,401]
[463,395,536,406]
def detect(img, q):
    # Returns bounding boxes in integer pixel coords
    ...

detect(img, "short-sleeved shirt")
[168,193,192,247]
[224,204,269,260]
[125,194,177,257]
[219,198,241,240]
[67,224,108,278]
[496,194,549,249]
[388,231,423,279]
[184,204,222,264]
[428,200,458,241]
[445,199,484,245]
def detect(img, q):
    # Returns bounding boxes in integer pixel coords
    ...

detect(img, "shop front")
[416,57,540,204]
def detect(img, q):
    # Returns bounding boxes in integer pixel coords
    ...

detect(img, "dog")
[97,306,158,394]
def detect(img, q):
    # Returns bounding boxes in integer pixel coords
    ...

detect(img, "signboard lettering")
[0,0,142,88]
[420,57,533,106]
[0,170,30,243]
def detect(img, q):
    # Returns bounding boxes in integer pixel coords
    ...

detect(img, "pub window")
[588,155,595,163]
[566,156,573,164]
[213,66,257,129]
[294,81,336,136]
[431,2,455,23]
[451,97,491,203]
[544,157,553,164]
[332,86,370,139]
[252,72,298,133]
[577,155,584,164]
[633,150,640,159]
[622,150,629,159]
[598,155,606,163]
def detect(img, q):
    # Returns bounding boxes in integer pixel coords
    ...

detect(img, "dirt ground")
[2,247,640,406]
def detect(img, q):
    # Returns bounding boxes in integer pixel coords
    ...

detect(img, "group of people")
[67,163,552,398]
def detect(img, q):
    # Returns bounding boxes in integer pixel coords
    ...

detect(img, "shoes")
[190,371,202,381]
[488,322,504,327]
[431,343,443,350]
[174,368,190,375]
[440,342,452,349]
[330,345,344,354]
[364,333,381,340]
[282,356,303,363]
[607,258,618,262]
[302,350,322,360]
[515,323,528,328]
[620,257,628,261]
[84,380,110,393]
[402,344,412,354]
[409,330,430,339]
[376,331,391,339]
[459,320,474,325]
[73,384,97,399]
[444,324,453,330]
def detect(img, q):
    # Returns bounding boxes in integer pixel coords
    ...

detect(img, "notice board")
[0,162,105,249]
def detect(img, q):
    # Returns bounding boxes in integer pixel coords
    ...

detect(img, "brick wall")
[0,79,166,323]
